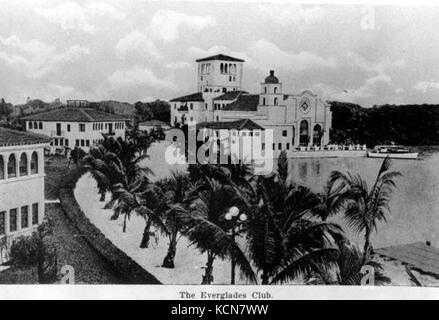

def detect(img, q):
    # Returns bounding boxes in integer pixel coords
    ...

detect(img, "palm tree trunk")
[363,226,371,262]
[261,273,269,285]
[231,227,236,284]
[140,218,152,248]
[123,213,128,233]
[202,250,215,284]
[162,231,177,268]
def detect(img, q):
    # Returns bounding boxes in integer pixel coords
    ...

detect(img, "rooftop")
[264,70,279,84]
[169,92,204,103]
[213,90,248,101]
[138,120,170,127]
[197,119,264,130]
[0,127,50,147]
[195,54,245,63]
[22,108,129,122]
[222,94,260,111]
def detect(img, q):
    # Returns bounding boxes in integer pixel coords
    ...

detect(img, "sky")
[1,0,439,107]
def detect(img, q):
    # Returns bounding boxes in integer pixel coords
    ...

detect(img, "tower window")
[262,98,266,105]
[264,87,267,94]
[282,130,287,137]
[274,97,278,105]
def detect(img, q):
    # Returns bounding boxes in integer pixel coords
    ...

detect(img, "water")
[288,154,439,248]
[144,142,439,249]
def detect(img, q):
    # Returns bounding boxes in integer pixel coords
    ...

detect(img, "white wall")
[0,143,47,261]
[27,120,126,153]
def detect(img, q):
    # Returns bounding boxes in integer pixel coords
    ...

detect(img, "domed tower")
[259,70,283,107]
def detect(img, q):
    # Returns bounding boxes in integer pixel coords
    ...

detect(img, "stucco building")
[23,102,128,153]
[0,128,50,262]
[170,54,332,157]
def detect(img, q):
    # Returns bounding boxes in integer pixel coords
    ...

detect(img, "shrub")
[9,235,39,267]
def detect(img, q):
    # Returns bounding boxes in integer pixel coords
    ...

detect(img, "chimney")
[270,70,274,77]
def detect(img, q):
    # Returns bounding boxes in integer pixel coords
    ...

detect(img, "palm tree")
[246,153,344,284]
[330,157,401,261]
[307,242,391,285]
[159,171,193,268]
[313,178,346,221]
[247,174,343,284]
[177,176,257,284]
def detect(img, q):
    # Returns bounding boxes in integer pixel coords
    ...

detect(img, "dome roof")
[264,70,279,84]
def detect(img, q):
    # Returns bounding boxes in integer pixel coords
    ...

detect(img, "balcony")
[50,130,65,137]
[177,104,188,112]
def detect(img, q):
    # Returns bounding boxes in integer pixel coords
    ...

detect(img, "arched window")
[31,152,38,174]
[29,122,33,129]
[262,98,266,105]
[274,97,278,105]
[0,155,4,180]
[274,87,277,94]
[34,122,38,129]
[313,124,323,146]
[7,154,16,178]
[264,87,267,94]
[39,122,42,129]
[220,63,224,73]
[225,64,228,74]
[19,153,28,176]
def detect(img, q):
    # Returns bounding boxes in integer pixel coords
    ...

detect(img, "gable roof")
[197,119,264,130]
[0,127,50,147]
[213,90,248,101]
[22,108,129,122]
[195,54,245,63]
[169,92,204,103]
[222,94,259,111]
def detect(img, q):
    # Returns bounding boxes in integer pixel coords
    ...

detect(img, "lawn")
[44,155,71,200]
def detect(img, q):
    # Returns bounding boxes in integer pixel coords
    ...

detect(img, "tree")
[177,176,257,284]
[246,155,344,284]
[159,171,193,268]
[307,242,391,285]
[134,99,170,125]
[329,157,401,261]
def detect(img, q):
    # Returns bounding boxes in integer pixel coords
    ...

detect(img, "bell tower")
[196,54,244,94]
[259,70,283,107]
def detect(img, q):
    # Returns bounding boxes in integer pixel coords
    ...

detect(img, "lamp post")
[225,206,247,285]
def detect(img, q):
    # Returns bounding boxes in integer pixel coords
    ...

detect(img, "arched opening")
[19,153,28,176]
[7,154,16,178]
[299,120,309,146]
[31,152,38,174]
[264,87,267,94]
[225,64,228,73]
[0,155,4,179]
[262,98,266,105]
[274,87,277,94]
[313,124,323,146]
[29,122,33,129]
[274,97,278,105]
[220,63,224,73]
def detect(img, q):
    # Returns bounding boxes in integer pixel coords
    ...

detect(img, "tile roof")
[22,108,129,122]
[195,54,245,63]
[222,94,260,111]
[197,119,264,130]
[0,127,50,147]
[169,92,204,103]
[213,91,248,101]
[138,120,170,127]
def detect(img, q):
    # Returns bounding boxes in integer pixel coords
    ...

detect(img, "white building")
[170,54,332,157]
[0,128,50,262]
[23,103,128,153]
[138,120,171,132]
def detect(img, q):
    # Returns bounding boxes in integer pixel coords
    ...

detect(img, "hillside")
[329,102,439,146]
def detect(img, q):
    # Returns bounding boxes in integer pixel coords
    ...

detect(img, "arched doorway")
[299,120,309,146]
[313,124,322,146]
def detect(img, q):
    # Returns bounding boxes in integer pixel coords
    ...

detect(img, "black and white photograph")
[0,0,439,301]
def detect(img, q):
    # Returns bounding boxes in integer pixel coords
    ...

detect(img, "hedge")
[59,168,161,284]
